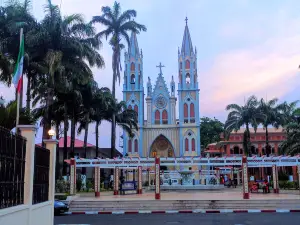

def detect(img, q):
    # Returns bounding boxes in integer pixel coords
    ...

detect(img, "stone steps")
[69,200,300,211]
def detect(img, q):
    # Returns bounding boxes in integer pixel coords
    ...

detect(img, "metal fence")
[32,145,50,204]
[0,127,27,209]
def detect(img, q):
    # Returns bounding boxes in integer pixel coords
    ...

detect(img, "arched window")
[134,139,138,152]
[162,110,168,124]
[179,73,182,83]
[134,105,138,117]
[131,74,135,84]
[192,138,195,151]
[155,110,160,124]
[185,138,189,151]
[184,103,188,123]
[185,60,190,69]
[128,105,132,110]
[130,62,135,71]
[128,139,132,153]
[180,62,182,69]
[185,73,190,84]
[190,103,195,123]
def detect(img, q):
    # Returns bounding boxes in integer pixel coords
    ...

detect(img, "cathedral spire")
[181,17,193,56]
[129,31,139,57]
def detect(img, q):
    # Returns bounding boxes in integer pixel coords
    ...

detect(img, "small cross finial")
[156,62,165,75]
[185,17,188,25]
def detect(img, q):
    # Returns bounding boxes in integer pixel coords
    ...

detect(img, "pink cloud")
[200,34,300,116]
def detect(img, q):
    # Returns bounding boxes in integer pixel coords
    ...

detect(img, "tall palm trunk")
[265,126,270,156]
[63,102,68,175]
[111,60,116,159]
[70,108,76,158]
[82,113,89,175]
[83,113,89,158]
[26,73,31,112]
[244,123,251,156]
[55,123,61,178]
[95,121,99,158]
[43,85,53,142]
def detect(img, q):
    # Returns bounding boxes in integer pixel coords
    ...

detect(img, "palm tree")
[278,100,300,125]
[258,98,283,156]
[0,99,36,130]
[92,1,146,158]
[280,122,300,155]
[27,0,104,141]
[225,95,265,156]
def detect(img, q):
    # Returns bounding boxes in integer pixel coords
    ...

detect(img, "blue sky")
[1,0,300,149]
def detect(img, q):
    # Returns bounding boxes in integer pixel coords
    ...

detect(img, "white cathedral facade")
[122,20,201,158]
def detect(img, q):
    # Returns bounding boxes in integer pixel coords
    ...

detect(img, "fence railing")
[32,145,50,204]
[0,127,27,209]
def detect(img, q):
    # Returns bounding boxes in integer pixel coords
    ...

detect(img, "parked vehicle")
[54,200,69,215]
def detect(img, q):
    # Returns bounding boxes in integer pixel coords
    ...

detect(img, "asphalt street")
[54,213,300,225]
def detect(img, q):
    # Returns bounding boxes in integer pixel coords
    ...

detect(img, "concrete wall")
[0,125,57,225]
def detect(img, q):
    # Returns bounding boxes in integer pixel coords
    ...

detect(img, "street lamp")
[48,129,55,139]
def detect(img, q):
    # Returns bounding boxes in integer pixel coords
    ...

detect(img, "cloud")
[200,33,300,118]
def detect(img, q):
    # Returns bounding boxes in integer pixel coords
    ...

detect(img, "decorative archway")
[149,135,175,158]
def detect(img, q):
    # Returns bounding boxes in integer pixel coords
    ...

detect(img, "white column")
[155,157,160,200]
[44,139,58,225]
[18,125,37,205]
[18,125,37,225]
[298,165,300,195]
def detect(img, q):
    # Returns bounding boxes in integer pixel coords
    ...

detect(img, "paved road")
[55,213,300,225]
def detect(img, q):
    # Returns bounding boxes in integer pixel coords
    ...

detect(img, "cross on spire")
[185,17,188,25]
[156,62,165,75]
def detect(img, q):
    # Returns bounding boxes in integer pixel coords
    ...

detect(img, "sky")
[1,0,300,150]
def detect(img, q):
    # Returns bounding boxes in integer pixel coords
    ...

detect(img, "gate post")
[70,158,76,195]
[114,167,119,195]
[155,157,160,200]
[94,167,101,197]
[272,165,279,193]
[137,166,142,194]
[242,156,249,199]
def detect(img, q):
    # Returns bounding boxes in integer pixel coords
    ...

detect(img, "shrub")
[55,179,69,193]
[86,180,93,192]
[144,181,149,187]
[76,177,82,192]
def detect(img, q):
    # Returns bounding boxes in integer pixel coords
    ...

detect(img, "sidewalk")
[73,189,300,201]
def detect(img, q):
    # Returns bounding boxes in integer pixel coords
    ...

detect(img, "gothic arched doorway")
[149,135,175,158]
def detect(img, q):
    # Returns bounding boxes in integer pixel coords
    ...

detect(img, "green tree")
[280,122,300,155]
[27,0,104,142]
[200,117,224,149]
[258,98,283,156]
[92,1,146,158]
[225,95,264,156]
[0,99,36,130]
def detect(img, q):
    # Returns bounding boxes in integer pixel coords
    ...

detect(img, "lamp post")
[48,129,55,139]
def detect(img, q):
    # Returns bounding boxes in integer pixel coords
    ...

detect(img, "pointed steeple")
[129,31,139,57]
[181,17,194,56]
[153,63,170,97]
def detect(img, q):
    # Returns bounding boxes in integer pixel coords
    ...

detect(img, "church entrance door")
[150,135,175,158]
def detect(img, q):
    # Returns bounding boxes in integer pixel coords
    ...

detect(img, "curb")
[65,209,300,215]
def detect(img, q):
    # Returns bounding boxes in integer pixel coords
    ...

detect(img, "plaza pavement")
[71,188,300,201]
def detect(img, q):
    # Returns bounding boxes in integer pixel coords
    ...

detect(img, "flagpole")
[16,28,23,129]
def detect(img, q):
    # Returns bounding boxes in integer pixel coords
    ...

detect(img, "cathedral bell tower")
[123,32,144,156]
[178,18,201,156]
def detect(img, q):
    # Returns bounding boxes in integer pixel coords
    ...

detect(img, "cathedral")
[123,20,200,158]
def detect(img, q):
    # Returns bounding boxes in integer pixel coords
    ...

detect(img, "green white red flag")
[12,33,24,93]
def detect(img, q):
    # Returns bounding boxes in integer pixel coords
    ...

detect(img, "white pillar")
[18,125,37,205]
[18,125,37,225]
[44,139,58,225]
